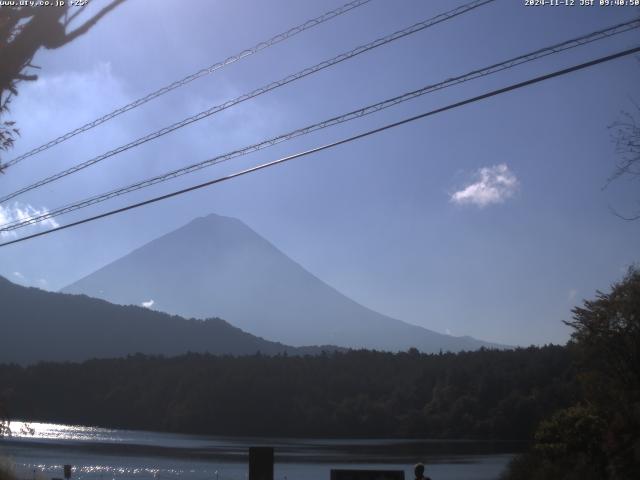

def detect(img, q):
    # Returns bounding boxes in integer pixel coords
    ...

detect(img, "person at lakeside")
[414,463,432,480]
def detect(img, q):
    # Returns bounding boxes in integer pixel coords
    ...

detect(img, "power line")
[2,17,638,233]
[1,45,637,249]
[0,0,496,204]
[1,0,373,170]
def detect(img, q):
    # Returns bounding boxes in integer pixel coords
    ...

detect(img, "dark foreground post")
[249,447,274,480]
[330,470,405,480]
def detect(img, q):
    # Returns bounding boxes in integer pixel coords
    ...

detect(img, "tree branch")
[59,0,126,46]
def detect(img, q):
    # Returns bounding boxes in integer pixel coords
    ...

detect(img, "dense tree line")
[0,345,575,440]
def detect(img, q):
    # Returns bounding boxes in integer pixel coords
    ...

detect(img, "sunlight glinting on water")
[2,421,513,480]
[11,462,248,480]
[9,422,120,443]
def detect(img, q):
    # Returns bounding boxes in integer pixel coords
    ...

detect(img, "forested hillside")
[0,275,334,363]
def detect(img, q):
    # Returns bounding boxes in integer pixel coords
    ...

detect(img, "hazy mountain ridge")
[0,275,336,364]
[63,213,505,352]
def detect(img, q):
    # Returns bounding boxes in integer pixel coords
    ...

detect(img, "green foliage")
[501,449,604,480]
[503,268,640,480]
[0,346,575,440]
[534,405,607,463]
[567,267,640,407]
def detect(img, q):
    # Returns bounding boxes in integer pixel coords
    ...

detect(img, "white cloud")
[0,203,60,238]
[141,299,155,308]
[450,164,519,207]
[13,271,24,279]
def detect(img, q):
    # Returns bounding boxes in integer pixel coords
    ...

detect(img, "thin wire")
[0,0,496,204]
[2,45,638,248]
[2,17,638,232]
[1,0,373,170]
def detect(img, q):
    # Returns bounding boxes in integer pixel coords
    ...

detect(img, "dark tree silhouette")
[503,267,640,480]
[0,0,125,171]
[0,0,125,435]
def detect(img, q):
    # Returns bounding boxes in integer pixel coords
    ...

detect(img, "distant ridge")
[0,275,336,364]
[63,213,505,352]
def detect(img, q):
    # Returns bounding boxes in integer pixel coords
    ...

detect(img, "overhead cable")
[2,17,638,232]
[1,44,638,248]
[1,0,373,170]
[0,0,496,204]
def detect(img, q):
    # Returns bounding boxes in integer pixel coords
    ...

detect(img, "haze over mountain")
[0,275,329,364]
[63,214,503,352]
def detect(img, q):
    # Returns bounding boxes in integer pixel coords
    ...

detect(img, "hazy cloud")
[141,299,155,308]
[13,62,128,139]
[568,289,578,302]
[0,203,60,238]
[451,164,518,207]
[13,271,24,279]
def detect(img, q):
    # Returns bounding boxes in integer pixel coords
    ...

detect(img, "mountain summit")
[63,214,501,352]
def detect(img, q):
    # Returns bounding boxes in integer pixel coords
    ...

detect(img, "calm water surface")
[0,422,517,480]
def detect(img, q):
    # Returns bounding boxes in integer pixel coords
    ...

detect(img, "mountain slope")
[0,275,329,364]
[63,213,503,352]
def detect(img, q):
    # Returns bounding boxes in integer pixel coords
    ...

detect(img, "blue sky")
[0,0,639,346]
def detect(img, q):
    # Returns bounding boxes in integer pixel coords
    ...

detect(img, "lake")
[0,422,517,480]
